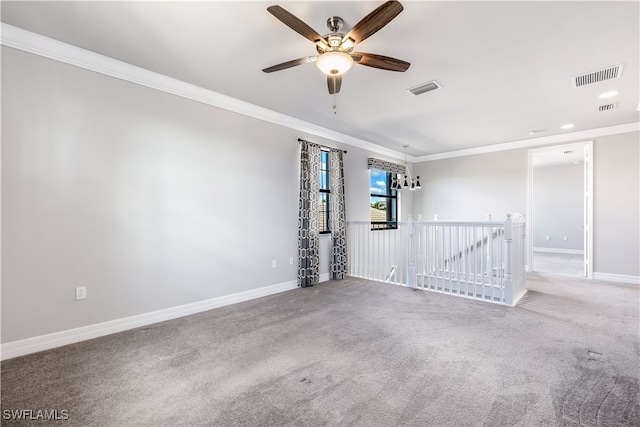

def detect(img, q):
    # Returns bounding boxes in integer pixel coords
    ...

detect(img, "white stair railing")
[347,214,527,306]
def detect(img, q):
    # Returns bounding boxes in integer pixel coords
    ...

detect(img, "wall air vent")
[572,64,623,88]
[598,102,618,112]
[407,80,441,96]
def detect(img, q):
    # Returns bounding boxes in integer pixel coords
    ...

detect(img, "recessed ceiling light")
[598,91,618,99]
[561,124,575,130]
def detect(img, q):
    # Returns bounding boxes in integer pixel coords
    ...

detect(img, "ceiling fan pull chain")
[332,92,337,114]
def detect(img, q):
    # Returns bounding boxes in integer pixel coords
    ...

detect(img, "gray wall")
[413,149,528,221]
[1,47,409,343]
[532,163,584,251]
[413,132,640,277]
[593,132,640,276]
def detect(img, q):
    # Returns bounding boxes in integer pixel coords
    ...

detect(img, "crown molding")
[414,122,640,162]
[0,23,412,162]
[3,23,635,165]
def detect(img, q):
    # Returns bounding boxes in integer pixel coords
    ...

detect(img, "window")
[370,168,398,230]
[319,150,330,234]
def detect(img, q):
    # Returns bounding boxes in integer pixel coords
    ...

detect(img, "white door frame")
[527,141,594,278]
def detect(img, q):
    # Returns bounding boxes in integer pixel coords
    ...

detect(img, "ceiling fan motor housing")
[327,16,344,32]
[315,16,349,54]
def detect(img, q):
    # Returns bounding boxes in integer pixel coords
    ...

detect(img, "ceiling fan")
[262,0,410,95]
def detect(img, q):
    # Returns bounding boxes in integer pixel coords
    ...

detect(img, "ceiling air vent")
[572,64,623,88]
[408,80,441,96]
[598,102,618,112]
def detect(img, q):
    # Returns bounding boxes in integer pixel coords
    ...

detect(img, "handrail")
[349,220,516,227]
[444,228,504,264]
[385,266,397,282]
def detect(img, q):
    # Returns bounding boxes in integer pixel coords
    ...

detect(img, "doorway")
[527,141,593,278]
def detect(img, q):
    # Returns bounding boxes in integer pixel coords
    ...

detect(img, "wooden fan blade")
[262,56,314,73]
[267,5,326,44]
[354,52,410,72]
[343,1,403,45]
[328,75,342,94]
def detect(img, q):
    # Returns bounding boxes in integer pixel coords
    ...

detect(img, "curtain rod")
[298,138,347,153]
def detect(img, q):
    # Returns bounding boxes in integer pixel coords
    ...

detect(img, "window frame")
[370,169,398,231]
[319,150,331,234]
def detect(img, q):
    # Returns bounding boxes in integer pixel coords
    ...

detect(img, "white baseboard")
[533,247,584,255]
[1,280,299,361]
[319,273,331,283]
[593,272,640,285]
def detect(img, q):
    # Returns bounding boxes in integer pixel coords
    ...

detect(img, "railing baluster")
[430,225,435,289]
[472,226,477,297]
[455,225,459,293]
[351,224,354,277]
[377,228,381,282]
[384,229,388,283]
[360,223,364,278]
[392,228,397,285]
[480,226,484,297]
[420,224,424,288]
[361,224,363,277]
[465,226,470,296]
[379,229,383,281]
[361,224,364,279]
[438,225,442,289]
[345,217,525,306]
[489,227,498,301]
[366,224,370,279]
[448,225,453,294]
[371,226,374,280]
[500,226,505,303]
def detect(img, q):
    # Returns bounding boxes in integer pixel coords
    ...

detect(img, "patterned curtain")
[298,140,321,287]
[367,157,406,174]
[329,149,347,280]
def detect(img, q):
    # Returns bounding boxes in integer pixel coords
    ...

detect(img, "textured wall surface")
[1,46,410,342]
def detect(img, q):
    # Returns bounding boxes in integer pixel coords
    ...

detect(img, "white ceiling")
[2,1,639,157]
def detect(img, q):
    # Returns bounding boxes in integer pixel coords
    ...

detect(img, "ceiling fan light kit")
[262,1,410,95]
[315,51,354,76]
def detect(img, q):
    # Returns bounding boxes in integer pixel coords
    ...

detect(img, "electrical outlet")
[289,257,294,265]
[75,287,86,300]
[272,259,277,268]
[545,236,551,241]
[563,236,568,241]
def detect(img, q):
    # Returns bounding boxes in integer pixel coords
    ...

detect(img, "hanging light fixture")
[395,144,421,191]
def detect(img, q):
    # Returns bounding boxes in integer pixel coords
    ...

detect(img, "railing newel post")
[504,213,514,305]
[407,215,415,288]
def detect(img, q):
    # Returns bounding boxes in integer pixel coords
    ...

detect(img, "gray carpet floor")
[533,252,585,277]
[2,274,639,426]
